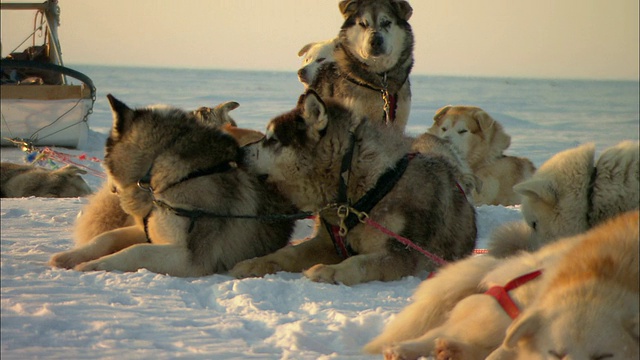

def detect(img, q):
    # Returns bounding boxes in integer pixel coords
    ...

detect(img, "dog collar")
[484,269,543,319]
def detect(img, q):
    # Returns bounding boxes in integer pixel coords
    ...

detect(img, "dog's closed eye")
[316,57,326,63]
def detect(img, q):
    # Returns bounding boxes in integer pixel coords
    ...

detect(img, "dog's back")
[1,162,91,198]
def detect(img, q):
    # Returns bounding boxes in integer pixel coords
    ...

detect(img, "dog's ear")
[106,94,135,140]
[298,43,314,57]
[302,91,329,132]
[213,101,239,127]
[339,0,358,19]
[392,0,413,21]
[433,105,452,123]
[56,165,87,176]
[474,110,511,151]
[503,310,542,349]
[221,123,265,147]
[513,178,557,207]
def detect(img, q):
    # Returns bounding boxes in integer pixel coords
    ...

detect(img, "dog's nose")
[370,32,385,53]
[297,68,308,84]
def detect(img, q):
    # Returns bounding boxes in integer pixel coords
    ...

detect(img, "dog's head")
[428,105,511,167]
[192,101,239,127]
[297,38,337,88]
[50,165,93,197]
[338,0,413,72]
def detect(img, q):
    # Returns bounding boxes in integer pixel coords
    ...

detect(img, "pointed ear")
[504,311,542,349]
[513,178,558,207]
[213,101,239,127]
[298,43,314,57]
[56,165,87,176]
[474,110,511,150]
[433,105,452,122]
[339,0,357,19]
[106,94,134,140]
[392,0,413,21]
[302,91,329,132]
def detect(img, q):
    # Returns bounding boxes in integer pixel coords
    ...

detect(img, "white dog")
[297,38,337,88]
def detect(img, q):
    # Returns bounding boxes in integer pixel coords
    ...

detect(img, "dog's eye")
[358,21,367,28]
[441,127,448,132]
[531,221,537,231]
[381,20,392,28]
[316,57,326,63]
[591,354,614,360]
[457,129,468,134]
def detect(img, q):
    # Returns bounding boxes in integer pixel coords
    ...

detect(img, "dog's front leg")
[74,244,202,277]
[49,225,147,269]
[230,228,342,278]
[304,251,417,285]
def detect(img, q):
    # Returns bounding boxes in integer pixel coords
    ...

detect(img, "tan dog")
[297,38,337,89]
[428,105,535,206]
[1,162,92,198]
[489,141,640,257]
[365,211,639,360]
[490,210,639,360]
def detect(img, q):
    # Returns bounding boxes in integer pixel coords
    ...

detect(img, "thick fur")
[1,162,92,198]
[49,95,295,277]
[492,211,639,360]
[489,141,639,256]
[297,38,337,88]
[428,105,536,206]
[70,100,263,246]
[230,91,476,285]
[309,0,414,132]
[365,211,639,359]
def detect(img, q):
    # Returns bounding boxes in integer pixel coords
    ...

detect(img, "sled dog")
[230,91,476,285]
[70,100,262,246]
[1,162,91,198]
[309,0,414,132]
[50,95,296,277]
[428,105,536,206]
[365,211,639,360]
[297,38,337,89]
[492,210,639,360]
[489,141,639,257]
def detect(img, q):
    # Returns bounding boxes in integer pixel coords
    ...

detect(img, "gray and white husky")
[230,91,476,285]
[50,95,296,277]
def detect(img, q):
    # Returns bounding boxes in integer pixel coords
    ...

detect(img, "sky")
[1,0,638,80]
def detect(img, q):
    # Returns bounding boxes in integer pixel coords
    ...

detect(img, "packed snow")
[2,66,638,359]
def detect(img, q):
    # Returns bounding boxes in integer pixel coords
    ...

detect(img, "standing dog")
[428,105,536,206]
[50,95,296,277]
[297,38,337,89]
[365,211,639,360]
[1,162,92,198]
[489,141,639,257]
[310,0,414,132]
[230,91,476,285]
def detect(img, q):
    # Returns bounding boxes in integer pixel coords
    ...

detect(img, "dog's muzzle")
[370,32,385,56]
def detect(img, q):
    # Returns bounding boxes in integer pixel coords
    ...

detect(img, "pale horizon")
[1,0,639,81]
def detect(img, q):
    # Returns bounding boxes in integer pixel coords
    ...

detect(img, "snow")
[1,66,638,359]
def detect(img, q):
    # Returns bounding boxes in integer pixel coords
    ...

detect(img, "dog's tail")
[487,221,537,258]
[363,255,501,354]
[74,184,134,245]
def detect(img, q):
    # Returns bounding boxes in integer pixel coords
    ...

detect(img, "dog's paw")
[382,344,423,360]
[303,263,364,285]
[49,250,91,269]
[229,257,282,279]
[74,257,126,273]
[434,337,464,360]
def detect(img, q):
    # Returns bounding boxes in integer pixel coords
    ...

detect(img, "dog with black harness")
[50,95,298,277]
[230,91,476,285]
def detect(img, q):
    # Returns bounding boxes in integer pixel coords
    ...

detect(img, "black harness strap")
[586,165,598,227]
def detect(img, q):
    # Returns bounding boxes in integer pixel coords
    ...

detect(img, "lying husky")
[297,38,337,89]
[1,162,92,198]
[50,95,296,277]
[492,210,639,360]
[489,141,639,257]
[365,210,639,360]
[70,100,262,245]
[230,91,476,285]
[310,0,414,132]
[428,105,536,206]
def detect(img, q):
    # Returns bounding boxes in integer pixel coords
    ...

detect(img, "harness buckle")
[337,205,350,236]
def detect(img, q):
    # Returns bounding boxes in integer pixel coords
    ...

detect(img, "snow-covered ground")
[2,67,638,359]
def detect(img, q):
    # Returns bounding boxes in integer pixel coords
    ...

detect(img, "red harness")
[484,269,543,319]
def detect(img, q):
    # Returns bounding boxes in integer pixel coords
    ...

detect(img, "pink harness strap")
[484,269,543,319]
